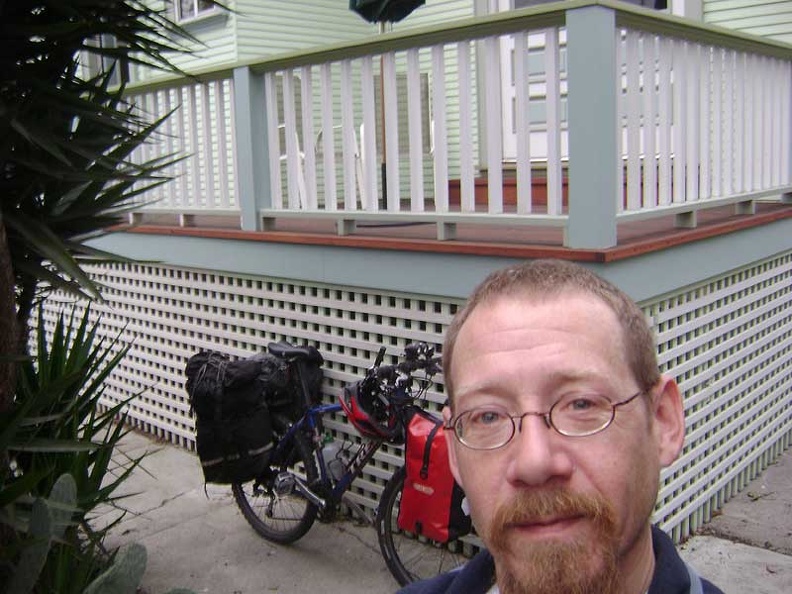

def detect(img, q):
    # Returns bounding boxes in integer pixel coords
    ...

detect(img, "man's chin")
[485,489,620,594]
[494,538,618,594]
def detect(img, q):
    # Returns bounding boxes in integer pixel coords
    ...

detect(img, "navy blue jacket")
[397,525,724,594]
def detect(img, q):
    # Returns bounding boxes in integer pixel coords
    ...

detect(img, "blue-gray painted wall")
[90,215,792,304]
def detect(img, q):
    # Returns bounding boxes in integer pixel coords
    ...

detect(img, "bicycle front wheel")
[376,467,470,586]
[232,432,319,544]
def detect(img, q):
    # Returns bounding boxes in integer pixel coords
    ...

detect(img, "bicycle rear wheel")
[376,467,470,586]
[232,431,319,544]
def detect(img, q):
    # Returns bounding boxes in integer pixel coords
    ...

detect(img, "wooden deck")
[120,202,792,263]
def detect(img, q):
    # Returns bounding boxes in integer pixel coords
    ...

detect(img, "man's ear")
[652,375,686,467]
[443,406,463,485]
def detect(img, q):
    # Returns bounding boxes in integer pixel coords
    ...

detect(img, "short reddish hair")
[442,259,660,408]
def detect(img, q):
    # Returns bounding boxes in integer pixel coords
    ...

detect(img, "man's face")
[445,293,684,594]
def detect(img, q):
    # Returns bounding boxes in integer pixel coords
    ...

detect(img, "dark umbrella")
[350,0,425,23]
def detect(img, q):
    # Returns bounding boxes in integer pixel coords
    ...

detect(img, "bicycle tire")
[376,466,470,586]
[232,431,319,544]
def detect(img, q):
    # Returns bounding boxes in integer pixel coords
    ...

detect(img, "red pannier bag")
[397,412,471,543]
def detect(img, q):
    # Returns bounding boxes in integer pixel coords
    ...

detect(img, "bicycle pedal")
[273,471,296,496]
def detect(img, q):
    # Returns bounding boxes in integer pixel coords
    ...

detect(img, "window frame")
[175,0,218,24]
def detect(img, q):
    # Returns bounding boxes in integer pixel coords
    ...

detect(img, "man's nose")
[505,414,574,487]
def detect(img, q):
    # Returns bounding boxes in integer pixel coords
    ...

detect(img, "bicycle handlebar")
[372,344,441,384]
[357,342,441,415]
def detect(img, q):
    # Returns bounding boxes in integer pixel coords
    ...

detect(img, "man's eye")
[570,398,596,411]
[559,395,608,415]
[470,409,505,425]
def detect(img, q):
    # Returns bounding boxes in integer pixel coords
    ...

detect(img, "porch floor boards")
[126,202,792,263]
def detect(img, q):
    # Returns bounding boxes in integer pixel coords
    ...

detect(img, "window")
[176,0,216,22]
[81,34,127,86]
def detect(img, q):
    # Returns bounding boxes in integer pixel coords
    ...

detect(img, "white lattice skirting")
[39,251,791,543]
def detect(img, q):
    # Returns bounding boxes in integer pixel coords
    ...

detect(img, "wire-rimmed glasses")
[446,391,644,450]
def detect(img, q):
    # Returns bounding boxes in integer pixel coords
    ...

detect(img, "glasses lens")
[550,393,614,436]
[454,408,514,449]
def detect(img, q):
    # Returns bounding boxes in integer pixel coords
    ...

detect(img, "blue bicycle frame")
[270,401,384,510]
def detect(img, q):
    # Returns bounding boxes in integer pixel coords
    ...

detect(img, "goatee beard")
[487,489,620,594]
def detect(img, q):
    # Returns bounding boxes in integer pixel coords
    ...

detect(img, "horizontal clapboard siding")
[131,1,239,83]
[235,0,371,61]
[704,0,792,44]
[132,1,477,86]
[391,0,475,31]
[234,0,475,62]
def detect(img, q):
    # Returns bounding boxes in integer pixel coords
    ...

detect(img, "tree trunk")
[15,273,36,358]
[0,217,18,414]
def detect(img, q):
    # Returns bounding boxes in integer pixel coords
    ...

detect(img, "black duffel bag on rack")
[185,351,275,484]
[263,341,324,419]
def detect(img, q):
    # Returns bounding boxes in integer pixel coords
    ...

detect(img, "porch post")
[233,66,271,231]
[564,5,619,249]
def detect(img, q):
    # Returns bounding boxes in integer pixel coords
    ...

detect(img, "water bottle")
[321,437,348,482]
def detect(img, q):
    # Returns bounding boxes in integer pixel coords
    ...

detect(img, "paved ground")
[96,430,792,593]
[97,431,396,594]
[677,447,792,594]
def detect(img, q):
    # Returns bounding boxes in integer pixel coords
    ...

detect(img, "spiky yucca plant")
[1,306,144,592]
[0,2,215,590]
[0,0,201,410]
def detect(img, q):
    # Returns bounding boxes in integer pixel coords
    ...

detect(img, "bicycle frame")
[269,400,387,513]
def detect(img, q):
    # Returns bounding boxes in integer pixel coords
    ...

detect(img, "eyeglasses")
[446,391,644,450]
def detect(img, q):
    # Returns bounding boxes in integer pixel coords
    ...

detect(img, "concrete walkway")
[677,447,792,594]
[96,430,792,593]
[98,430,396,594]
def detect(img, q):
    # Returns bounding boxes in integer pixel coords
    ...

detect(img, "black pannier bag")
[185,351,276,484]
[194,408,273,484]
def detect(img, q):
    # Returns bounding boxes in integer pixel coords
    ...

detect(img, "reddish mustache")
[499,489,607,523]
[489,489,614,546]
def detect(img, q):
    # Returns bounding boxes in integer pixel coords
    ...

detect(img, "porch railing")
[126,0,792,249]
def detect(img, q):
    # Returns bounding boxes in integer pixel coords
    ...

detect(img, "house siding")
[131,1,239,83]
[391,0,476,30]
[130,1,477,80]
[703,0,792,44]
[234,0,475,63]
[235,0,371,62]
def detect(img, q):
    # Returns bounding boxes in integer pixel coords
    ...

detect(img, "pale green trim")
[233,67,271,230]
[565,4,619,249]
[89,216,792,303]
